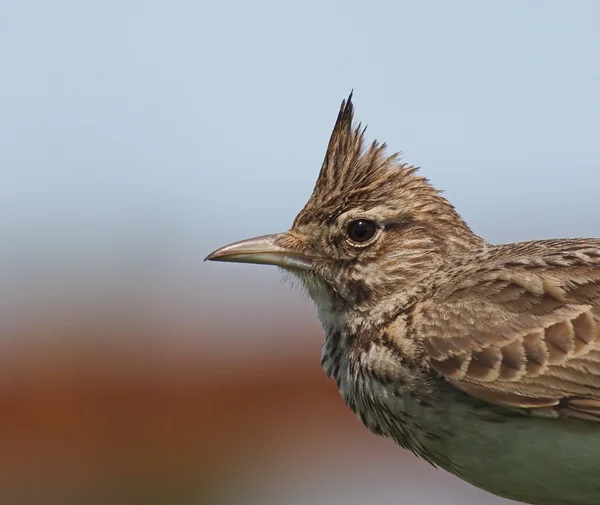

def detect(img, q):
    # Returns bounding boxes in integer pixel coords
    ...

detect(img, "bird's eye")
[346,220,377,244]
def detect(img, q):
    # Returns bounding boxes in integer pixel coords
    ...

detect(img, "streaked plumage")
[206,93,600,505]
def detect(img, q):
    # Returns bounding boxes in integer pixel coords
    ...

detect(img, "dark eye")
[346,220,377,243]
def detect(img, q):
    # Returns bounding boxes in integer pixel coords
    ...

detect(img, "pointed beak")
[204,233,313,271]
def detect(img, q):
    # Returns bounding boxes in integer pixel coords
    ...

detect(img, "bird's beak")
[204,233,313,271]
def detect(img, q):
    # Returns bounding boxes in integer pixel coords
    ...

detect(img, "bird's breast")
[321,328,434,457]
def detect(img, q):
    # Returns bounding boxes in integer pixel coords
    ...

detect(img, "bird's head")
[206,93,482,328]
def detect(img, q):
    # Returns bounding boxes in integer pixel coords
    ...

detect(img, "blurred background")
[1,1,600,504]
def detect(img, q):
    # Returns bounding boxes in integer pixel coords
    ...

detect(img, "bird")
[205,92,600,505]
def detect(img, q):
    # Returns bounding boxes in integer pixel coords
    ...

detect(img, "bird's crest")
[293,92,434,227]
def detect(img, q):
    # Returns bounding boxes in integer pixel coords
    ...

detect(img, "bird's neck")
[312,278,431,337]
[317,289,431,393]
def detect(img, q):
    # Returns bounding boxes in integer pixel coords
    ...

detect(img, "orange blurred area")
[0,306,335,503]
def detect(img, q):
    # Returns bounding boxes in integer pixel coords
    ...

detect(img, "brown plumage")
[420,244,600,417]
[206,93,600,505]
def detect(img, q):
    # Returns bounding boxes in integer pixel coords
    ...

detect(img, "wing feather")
[417,240,600,420]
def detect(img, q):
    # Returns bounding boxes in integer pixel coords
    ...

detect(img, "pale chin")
[280,268,331,303]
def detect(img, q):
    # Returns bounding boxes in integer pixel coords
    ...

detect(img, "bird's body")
[319,238,600,505]
[206,94,600,505]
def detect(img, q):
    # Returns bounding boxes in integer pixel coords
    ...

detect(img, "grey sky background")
[1,0,600,340]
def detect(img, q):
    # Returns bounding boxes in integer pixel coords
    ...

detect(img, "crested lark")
[206,94,600,505]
